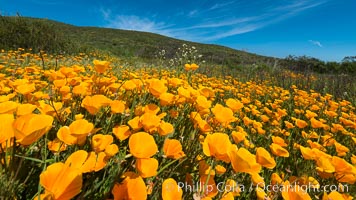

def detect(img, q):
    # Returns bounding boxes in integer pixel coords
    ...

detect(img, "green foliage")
[281,55,356,74]
[0,15,91,54]
[0,16,278,67]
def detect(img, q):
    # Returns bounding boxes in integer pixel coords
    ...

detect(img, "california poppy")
[135,158,158,178]
[163,139,185,159]
[112,172,147,200]
[255,147,276,169]
[228,146,261,174]
[203,133,232,163]
[39,162,82,199]
[91,134,113,153]
[13,114,53,145]
[211,104,236,126]
[149,79,167,97]
[93,59,110,74]
[113,125,131,141]
[162,178,183,200]
[270,143,289,157]
[0,114,14,144]
[129,132,158,158]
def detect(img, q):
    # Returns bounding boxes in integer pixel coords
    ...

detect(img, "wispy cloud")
[209,1,235,11]
[188,10,198,17]
[199,1,328,41]
[100,8,172,36]
[100,0,328,42]
[309,40,323,47]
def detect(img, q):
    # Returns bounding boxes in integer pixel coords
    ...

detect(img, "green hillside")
[1,15,355,75]
[0,16,277,66]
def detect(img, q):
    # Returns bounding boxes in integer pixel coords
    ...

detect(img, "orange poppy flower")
[215,165,226,175]
[129,132,158,158]
[294,119,308,129]
[281,181,312,200]
[184,63,199,71]
[255,147,276,169]
[122,80,137,91]
[81,95,112,115]
[69,119,94,137]
[334,142,350,157]
[112,172,147,200]
[177,87,191,100]
[143,104,160,115]
[199,160,216,176]
[284,121,295,129]
[269,143,289,157]
[0,114,15,145]
[16,83,36,95]
[167,77,183,87]
[135,158,158,178]
[203,133,232,163]
[223,179,241,197]
[57,126,82,145]
[72,85,88,96]
[305,110,318,119]
[310,118,325,129]
[158,121,174,136]
[316,156,335,175]
[47,138,67,153]
[36,101,63,116]
[162,178,183,200]
[159,92,176,106]
[195,95,212,111]
[199,175,218,198]
[65,150,108,173]
[228,146,261,174]
[128,116,142,131]
[250,173,265,187]
[93,59,110,74]
[163,139,185,159]
[226,98,244,112]
[299,146,316,160]
[149,79,167,97]
[256,187,270,200]
[13,114,53,145]
[211,104,236,126]
[0,101,18,114]
[110,100,126,114]
[91,134,113,153]
[16,103,37,116]
[140,112,161,132]
[104,144,119,157]
[113,125,131,141]
[322,191,346,200]
[271,136,288,147]
[271,173,283,185]
[220,192,234,200]
[332,156,356,175]
[39,162,82,200]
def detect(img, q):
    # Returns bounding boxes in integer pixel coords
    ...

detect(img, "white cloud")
[309,40,323,47]
[100,1,328,42]
[209,1,235,11]
[188,10,198,17]
[100,9,172,36]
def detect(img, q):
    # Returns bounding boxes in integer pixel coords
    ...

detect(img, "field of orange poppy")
[0,48,355,199]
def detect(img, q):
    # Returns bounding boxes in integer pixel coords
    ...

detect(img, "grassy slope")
[41,17,279,66]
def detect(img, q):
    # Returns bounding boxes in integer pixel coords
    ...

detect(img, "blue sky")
[1,0,356,61]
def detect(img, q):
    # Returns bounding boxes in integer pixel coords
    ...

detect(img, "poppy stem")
[156,157,186,176]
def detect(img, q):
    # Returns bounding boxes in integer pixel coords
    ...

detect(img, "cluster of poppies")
[0,49,355,199]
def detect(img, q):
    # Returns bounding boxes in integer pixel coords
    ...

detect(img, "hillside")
[0,16,278,66]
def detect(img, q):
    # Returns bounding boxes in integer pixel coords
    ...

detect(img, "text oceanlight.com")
[165,181,349,193]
